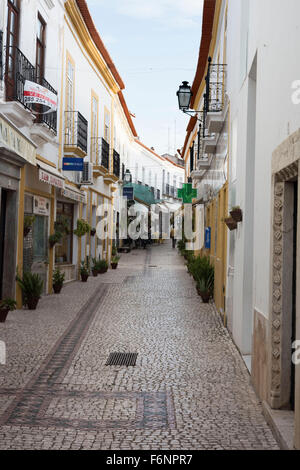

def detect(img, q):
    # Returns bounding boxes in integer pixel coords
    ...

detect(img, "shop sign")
[0,115,36,165]
[33,196,50,216]
[61,188,86,204]
[39,169,64,189]
[62,158,84,171]
[205,227,211,250]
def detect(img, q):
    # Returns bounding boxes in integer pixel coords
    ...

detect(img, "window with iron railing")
[101,138,109,170]
[113,149,120,178]
[64,111,88,153]
[204,58,227,114]
[4,46,58,133]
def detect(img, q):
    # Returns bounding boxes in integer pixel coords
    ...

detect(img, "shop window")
[55,202,73,264]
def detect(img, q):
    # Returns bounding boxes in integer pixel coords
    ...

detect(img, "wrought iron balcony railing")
[5,47,58,132]
[113,149,120,178]
[204,58,226,114]
[101,138,109,170]
[64,111,88,154]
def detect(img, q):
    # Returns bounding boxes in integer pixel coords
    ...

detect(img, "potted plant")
[196,277,214,303]
[49,231,62,248]
[55,216,70,235]
[74,219,91,238]
[23,215,35,237]
[16,271,44,310]
[0,299,17,323]
[97,259,108,274]
[80,261,90,282]
[224,217,237,231]
[91,258,98,277]
[230,206,243,223]
[52,267,65,294]
[111,255,120,270]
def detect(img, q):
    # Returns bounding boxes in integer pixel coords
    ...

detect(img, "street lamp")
[124,169,132,184]
[176,81,204,121]
[177,81,193,111]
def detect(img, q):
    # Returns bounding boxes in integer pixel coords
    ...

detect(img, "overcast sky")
[86,0,203,155]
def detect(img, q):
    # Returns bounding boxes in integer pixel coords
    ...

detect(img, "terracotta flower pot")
[81,273,89,282]
[111,263,118,270]
[53,284,63,294]
[92,269,98,277]
[230,209,243,223]
[0,308,9,323]
[224,217,237,231]
[27,297,40,310]
[98,267,108,274]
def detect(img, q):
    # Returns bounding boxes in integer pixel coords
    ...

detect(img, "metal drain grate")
[105,352,138,367]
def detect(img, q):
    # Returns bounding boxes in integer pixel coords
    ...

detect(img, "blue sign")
[205,227,211,250]
[123,187,134,200]
[62,158,84,172]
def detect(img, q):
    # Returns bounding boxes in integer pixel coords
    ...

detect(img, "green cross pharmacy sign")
[177,183,197,204]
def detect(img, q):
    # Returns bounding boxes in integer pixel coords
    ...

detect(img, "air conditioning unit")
[81,162,93,185]
[74,171,82,185]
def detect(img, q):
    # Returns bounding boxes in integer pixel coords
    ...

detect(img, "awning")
[0,113,36,165]
[61,185,87,204]
[38,161,65,189]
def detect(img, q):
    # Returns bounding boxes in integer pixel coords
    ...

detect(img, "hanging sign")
[61,188,86,204]
[123,187,134,200]
[205,227,211,250]
[33,196,50,216]
[24,80,57,113]
[62,158,84,172]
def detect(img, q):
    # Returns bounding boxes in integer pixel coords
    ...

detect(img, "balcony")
[113,149,120,179]
[64,111,88,158]
[204,61,227,135]
[1,47,58,135]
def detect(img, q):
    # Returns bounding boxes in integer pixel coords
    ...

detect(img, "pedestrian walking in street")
[170,226,176,249]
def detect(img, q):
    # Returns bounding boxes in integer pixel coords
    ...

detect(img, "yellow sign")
[0,115,36,165]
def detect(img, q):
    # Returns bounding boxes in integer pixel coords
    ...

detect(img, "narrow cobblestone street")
[0,243,278,450]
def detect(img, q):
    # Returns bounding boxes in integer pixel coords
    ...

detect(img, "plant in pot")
[196,274,214,304]
[52,267,65,294]
[80,261,90,282]
[230,206,243,223]
[97,259,108,274]
[16,271,44,310]
[91,258,98,277]
[111,255,120,270]
[0,299,17,323]
[224,216,237,231]
[49,231,63,248]
[74,219,91,238]
[23,215,35,237]
[55,216,70,235]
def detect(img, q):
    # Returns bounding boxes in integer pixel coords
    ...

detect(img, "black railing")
[5,47,58,132]
[64,111,88,153]
[204,58,226,114]
[101,138,109,170]
[122,163,125,180]
[113,149,120,178]
[157,189,160,200]
[0,31,3,81]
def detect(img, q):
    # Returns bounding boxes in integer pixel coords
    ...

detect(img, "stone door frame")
[270,129,300,448]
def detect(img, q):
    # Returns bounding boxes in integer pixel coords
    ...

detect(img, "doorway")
[291,181,298,410]
[0,189,7,299]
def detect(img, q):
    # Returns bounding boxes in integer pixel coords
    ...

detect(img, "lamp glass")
[177,81,192,110]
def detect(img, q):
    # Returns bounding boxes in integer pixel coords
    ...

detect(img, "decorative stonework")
[270,135,299,407]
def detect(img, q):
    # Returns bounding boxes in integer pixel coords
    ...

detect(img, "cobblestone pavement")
[0,243,279,450]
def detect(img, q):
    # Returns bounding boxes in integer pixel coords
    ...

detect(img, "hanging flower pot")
[90,228,96,237]
[224,217,237,231]
[230,207,243,223]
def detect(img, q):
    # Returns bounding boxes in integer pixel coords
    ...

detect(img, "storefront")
[0,114,36,300]
[55,185,86,282]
